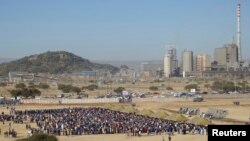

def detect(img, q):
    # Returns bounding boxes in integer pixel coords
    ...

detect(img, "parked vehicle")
[193,95,203,102]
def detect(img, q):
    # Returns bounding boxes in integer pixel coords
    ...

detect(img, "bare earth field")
[0,95,249,141]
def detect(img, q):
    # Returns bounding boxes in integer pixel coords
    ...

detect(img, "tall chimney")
[237,3,241,62]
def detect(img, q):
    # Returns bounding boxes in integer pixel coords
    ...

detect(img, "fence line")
[20,97,193,104]
[132,97,192,102]
[21,95,249,104]
[203,94,250,99]
[21,98,119,104]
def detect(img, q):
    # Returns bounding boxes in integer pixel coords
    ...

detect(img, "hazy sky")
[0,0,249,61]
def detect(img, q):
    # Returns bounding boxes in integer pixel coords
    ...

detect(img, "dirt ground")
[0,95,249,141]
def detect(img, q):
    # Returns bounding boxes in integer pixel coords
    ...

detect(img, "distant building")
[196,54,211,72]
[73,71,97,80]
[214,44,238,69]
[193,56,197,72]
[184,69,250,79]
[164,54,171,77]
[168,47,178,73]
[0,75,8,83]
[182,49,193,72]
[141,61,163,72]
[164,46,178,77]
[115,68,137,82]
[79,71,97,77]
[8,72,34,83]
[141,61,163,78]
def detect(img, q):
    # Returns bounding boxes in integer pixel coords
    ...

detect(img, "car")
[211,91,219,94]
[78,93,89,98]
[201,91,208,94]
[179,93,188,97]
[96,95,105,99]
[139,94,146,98]
[57,94,64,98]
[193,96,203,102]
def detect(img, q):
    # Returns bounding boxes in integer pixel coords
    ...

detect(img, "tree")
[28,82,35,88]
[58,84,72,93]
[184,84,198,91]
[87,84,98,91]
[223,81,240,92]
[211,81,223,91]
[58,84,65,90]
[16,134,58,141]
[30,88,41,97]
[211,81,240,93]
[15,83,26,89]
[204,84,211,90]
[166,86,173,90]
[28,82,34,86]
[58,84,83,93]
[82,84,98,91]
[38,83,50,89]
[149,86,158,91]
[88,80,96,83]
[0,83,7,87]
[61,86,71,93]
[154,79,161,83]
[71,86,81,94]
[10,89,22,97]
[238,81,249,90]
[10,88,41,98]
[114,87,125,94]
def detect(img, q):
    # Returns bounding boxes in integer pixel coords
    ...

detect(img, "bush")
[149,86,158,91]
[71,86,81,93]
[114,87,125,93]
[184,84,198,90]
[62,86,71,93]
[38,83,50,89]
[204,84,211,89]
[0,83,7,87]
[10,88,41,98]
[166,86,173,90]
[15,83,26,89]
[58,84,81,93]
[28,83,36,88]
[89,84,98,89]
[154,79,160,83]
[16,134,58,141]
[82,84,98,91]
[88,80,97,83]
[58,84,72,93]
[211,81,240,93]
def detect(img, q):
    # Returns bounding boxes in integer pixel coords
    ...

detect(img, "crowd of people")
[0,107,207,136]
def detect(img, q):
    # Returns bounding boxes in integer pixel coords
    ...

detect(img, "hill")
[0,57,14,63]
[0,51,119,74]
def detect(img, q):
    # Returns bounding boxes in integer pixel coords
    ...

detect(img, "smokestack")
[237,3,241,62]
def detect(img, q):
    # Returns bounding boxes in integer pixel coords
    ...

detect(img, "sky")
[0,0,249,61]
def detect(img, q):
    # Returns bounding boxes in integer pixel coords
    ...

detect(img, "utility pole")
[234,74,237,92]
